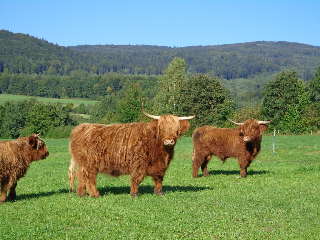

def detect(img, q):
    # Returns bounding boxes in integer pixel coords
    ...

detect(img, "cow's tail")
[68,157,76,193]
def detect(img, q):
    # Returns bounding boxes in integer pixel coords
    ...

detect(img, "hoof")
[90,193,101,198]
[155,190,164,197]
[76,192,88,197]
[6,196,16,202]
[131,192,139,198]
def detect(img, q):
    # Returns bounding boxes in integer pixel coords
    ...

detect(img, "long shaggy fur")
[0,134,49,202]
[69,115,191,198]
[192,119,268,178]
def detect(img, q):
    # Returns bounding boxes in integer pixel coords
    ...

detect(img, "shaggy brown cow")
[192,119,270,178]
[69,103,195,198]
[0,134,49,202]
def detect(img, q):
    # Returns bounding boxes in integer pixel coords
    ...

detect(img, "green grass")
[0,94,97,107]
[0,135,319,239]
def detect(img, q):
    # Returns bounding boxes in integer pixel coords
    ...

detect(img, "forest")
[0,30,320,138]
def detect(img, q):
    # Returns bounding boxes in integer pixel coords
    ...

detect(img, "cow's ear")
[259,124,268,134]
[28,135,37,148]
[179,120,190,134]
[148,119,159,135]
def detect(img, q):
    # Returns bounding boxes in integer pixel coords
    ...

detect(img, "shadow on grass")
[10,185,210,201]
[206,169,270,176]
[99,185,210,196]
[13,188,69,202]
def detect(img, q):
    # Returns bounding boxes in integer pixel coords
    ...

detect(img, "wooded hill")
[1,30,320,80]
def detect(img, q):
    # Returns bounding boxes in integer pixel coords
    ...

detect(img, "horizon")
[1,1,319,48]
[3,29,319,49]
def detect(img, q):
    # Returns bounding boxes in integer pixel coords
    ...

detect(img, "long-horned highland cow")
[0,134,49,203]
[192,119,271,178]
[69,103,196,198]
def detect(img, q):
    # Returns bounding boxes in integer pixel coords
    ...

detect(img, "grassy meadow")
[0,94,97,107]
[0,134,319,239]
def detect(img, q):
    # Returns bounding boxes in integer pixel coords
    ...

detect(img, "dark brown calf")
[192,119,270,178]
[0,134,49,202]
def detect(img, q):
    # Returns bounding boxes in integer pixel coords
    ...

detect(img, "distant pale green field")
[0,94,97,107]
[0,135,319,239]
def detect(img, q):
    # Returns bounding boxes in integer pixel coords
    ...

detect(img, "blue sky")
[1,0,319,47]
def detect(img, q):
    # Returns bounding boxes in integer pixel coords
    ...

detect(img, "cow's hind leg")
[86,169,100,198]
[192,149,201,178]
[76,167,87,197]
[201,155,212,177]
[0,180,10,203]
[130,172,145,198]
[192,150,209,178]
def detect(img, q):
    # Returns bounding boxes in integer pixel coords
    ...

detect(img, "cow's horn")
[231,120,244,126]
[178,115,196,120]
[258,120,271,124]
[142,102,160,119]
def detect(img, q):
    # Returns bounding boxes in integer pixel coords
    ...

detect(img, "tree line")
[1,30,320,80]
[0,58,319,138]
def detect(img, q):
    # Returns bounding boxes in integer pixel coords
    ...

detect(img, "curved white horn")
[178,115,196,120]
[231,120,244,126]
[258,120,271,124]
[142,102,160,119]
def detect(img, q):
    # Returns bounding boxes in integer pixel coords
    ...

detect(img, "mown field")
[0,135,319,239]
[0,94,97,107]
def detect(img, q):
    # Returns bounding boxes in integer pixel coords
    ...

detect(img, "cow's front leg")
[8,182,17,201]
[130,172,145,198]
[238,158,248,178]
[240,167,247,178]
[152,174,164,196]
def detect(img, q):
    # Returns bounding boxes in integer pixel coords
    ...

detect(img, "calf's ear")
[259,124,268,134]
[27,135,37,148]
[179,120,190,134]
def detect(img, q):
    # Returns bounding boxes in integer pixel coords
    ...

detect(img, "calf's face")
[26,135,49,160]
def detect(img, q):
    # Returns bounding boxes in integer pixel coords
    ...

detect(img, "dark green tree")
[153,57,187,115]
[116,83,144,123]
[303,65,320,131]
[262,69,311,133]
[23,102,75,136]
[181,74,235,131]
[309,65,320,103]
[90,93,117,123]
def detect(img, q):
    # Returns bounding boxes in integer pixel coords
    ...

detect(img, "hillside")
[70,41,320,80]
[1,30,320,80]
